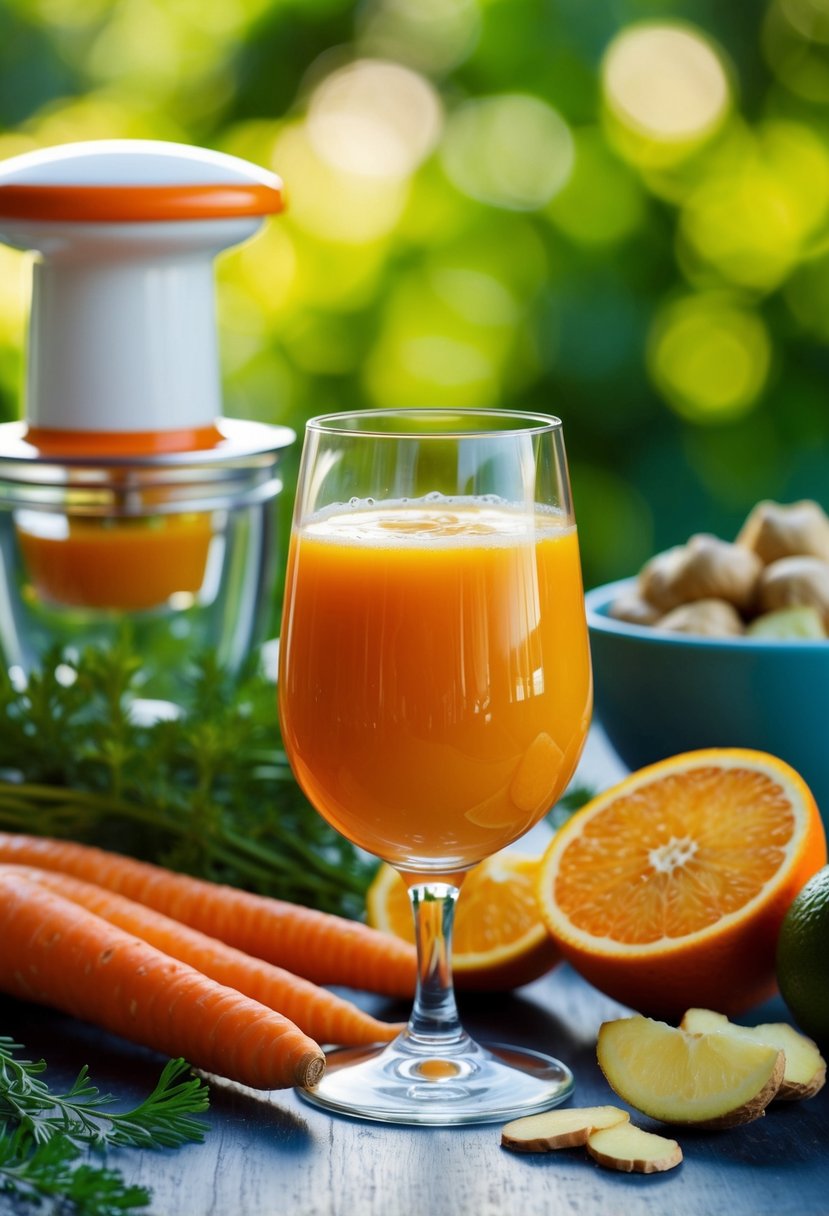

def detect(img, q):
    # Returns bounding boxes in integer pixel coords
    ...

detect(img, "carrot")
[0,871,325,1090]
[0,832,416,996]
[3,864,403,1047]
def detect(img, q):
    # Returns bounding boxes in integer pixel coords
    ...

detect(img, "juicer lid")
[0,140,284,222]
[0,139,287,435]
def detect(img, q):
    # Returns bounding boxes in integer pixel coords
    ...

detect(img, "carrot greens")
[0,1037,209,1214]
[0,1131,148,1216]
[0,640,375,918]
[0,1045,209,1148]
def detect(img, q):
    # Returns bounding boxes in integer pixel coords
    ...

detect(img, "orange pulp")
[537,750,828,1017]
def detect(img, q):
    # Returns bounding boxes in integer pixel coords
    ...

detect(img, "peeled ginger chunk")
[680,1008,826,1101]
[597,1015,784,1129]
[501,1105,628,1152]
[746,606,826,640]
[586,1122,682,1174]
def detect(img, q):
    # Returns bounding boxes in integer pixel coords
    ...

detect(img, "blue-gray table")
[4,970,826,1216]
[2,731,827,1216]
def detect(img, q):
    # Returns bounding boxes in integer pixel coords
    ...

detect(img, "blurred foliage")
[1,0,829,589]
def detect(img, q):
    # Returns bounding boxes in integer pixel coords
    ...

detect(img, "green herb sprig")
[0,639,375,918]
[0,1037,209,1215]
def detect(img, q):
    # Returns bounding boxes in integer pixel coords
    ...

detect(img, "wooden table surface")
[3,731,828,1216]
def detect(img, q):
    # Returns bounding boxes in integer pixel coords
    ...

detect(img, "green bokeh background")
[2,0,828,592]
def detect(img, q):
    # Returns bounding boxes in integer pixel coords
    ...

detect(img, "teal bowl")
[585,578,829,828]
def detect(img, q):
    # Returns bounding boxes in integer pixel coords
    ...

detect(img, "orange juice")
[16,512,214,611]
[12,426,219,612]
[279,498,592,876]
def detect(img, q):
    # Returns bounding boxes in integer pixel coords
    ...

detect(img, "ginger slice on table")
[500,1105,629,1152]
[586,1122,683,1174]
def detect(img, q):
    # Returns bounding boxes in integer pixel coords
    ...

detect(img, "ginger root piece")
[616,499,829,641]
[671,534,762,611]
[586,1122,683,1175]
[757,556,829,628]
[737,499,829,565]
[746,606,827,640]
[501,1105,629,1152]
[639,535,760,614]
[656,598,744,638]
[680,1009,826,1101]
[597,1015,785,1130]
[739,605,821,642]
[637,545,688,612]
[609,589,661,626]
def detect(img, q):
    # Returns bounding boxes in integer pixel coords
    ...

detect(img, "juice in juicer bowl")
[0,420,292,702]
[0,140,295,699]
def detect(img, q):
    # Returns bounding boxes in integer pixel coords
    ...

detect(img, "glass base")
[296,1035,574,1126]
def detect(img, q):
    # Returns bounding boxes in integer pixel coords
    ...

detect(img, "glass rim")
[305,407,563,438]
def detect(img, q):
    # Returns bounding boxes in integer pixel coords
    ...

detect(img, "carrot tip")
[299,1052,326,1090]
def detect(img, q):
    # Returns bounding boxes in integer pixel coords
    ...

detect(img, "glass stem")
[403,882,470,1053]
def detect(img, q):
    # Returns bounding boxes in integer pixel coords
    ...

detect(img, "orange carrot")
[0,871,325,1090]
[0,833,416,996]
[3,864,403,1047]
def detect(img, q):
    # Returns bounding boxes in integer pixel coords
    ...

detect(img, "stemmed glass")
[278,409,592,1125]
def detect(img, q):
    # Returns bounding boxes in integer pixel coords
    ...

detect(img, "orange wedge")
[367,853,560,992]
[537,749,827,1019]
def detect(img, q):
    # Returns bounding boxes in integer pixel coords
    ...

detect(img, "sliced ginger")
[597,1015,784,1129]
[501,1105,629,1152]
[504,1009,822,1181]
[680,1008,827,1101]
[501,1106,682,1176]
[586,1122,682,1174]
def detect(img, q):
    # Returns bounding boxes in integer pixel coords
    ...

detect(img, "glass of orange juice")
[278,409,592,1124]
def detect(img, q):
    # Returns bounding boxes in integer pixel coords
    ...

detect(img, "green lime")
[776,866,829,1048]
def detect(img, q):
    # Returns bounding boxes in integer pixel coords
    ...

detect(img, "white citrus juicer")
[0,140,294,695]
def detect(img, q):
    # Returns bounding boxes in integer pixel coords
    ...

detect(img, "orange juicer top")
[0,139,287,456]
[0,141,294,614]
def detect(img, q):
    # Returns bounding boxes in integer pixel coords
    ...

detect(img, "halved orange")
[366,853,560,992]
[537,749,827,1019]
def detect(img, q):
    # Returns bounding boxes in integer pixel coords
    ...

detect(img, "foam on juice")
[302,495,571,547]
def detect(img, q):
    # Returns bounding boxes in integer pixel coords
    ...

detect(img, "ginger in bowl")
[585,500,829,828]
[610,499,829,639]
